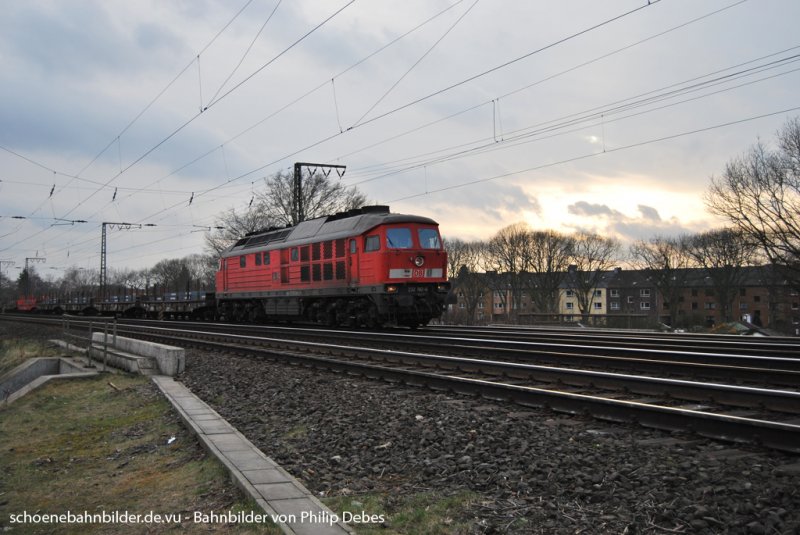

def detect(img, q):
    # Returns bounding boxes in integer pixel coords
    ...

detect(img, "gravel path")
[179,347,800,534]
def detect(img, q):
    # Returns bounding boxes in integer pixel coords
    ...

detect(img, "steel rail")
[6,315,797,387]
[114,319,800,386]
[126,324,800,413]
[425,324,800,357]
[108,323,800,452]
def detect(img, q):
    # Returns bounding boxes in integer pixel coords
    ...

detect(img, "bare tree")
[258,170,367,226]
[484,223,533,318]
[686,228,759,323]
[629,235,693,326]
[204,205,278,258]
[523,230,575,314]
[150,258,190,295]
[444,239,486,324]
[706,117,800,287]
[570,232,620,317]
[205,170,368,257]
[185,254,217,290]
[443,238,471,281]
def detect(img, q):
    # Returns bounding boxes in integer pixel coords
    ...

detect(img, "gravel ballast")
[5,320,797,533]
[179,348,800,534]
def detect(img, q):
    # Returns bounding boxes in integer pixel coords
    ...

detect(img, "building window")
[740,302,748,310]
[610,301,620,311]
[640,289,651,297]
[593,302,603,310]
[495,302,504,309]
[691,289,698,297]
[792,302,798,310]
[459,303,465,309]
[754,295,761,303]
[740,288,746,297]
[566,302,574,310]
[594,290,602,298]
[610,289,619,298]
[566,290,574,297]
[691,302,698,310]
[627,296,634,304]
[478,302,484,309]
[640,302,651,310]
[704,302,716,310]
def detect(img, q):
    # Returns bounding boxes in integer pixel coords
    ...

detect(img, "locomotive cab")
[360,222,450,327]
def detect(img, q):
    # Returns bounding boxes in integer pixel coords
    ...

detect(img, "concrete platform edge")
[151,376,353,535]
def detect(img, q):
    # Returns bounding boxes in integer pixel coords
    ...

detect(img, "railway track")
[4,314,799,452]
[90,318,800,388]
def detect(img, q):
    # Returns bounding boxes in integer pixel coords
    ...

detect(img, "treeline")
[445,226,766,325]
[6,254,217,302]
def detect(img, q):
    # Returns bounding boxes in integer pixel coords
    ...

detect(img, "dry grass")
[0,339,62,377]
[0,374,280,534]
[324,491,478,534]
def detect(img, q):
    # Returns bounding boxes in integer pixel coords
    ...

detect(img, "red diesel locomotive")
[215,205,450,328]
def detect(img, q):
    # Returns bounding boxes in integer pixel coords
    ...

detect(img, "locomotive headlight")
[385,284,399,293]
[414,256,425,267]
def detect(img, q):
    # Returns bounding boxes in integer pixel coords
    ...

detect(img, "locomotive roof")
[222,206,438,257]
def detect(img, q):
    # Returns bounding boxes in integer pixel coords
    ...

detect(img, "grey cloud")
[567,201,621,218]
[637,204,661,221]
[1,3,187,77]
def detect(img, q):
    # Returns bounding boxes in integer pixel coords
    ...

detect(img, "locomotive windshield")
[418,228,441,249]
[386,228,413,249]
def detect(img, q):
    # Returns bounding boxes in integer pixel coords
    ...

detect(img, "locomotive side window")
[263,252,270,265]
[255,253,262,266]
[365,235,380,252]
[291,248,299,261]
[418,228,441,249]
[350,239,357,254]
[240,256,246,268]
[386,228,412,249]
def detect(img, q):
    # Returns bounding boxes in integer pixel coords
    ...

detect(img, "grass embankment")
[0,333,481,534]
[324,492,479,535]
[0,338,62,377]
[0,369,278,534]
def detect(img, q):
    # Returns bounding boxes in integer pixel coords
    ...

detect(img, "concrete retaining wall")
[1,357,98,405]
[90,333,185,376]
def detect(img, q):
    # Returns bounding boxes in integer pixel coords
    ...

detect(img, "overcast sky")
[1,0,799,280]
